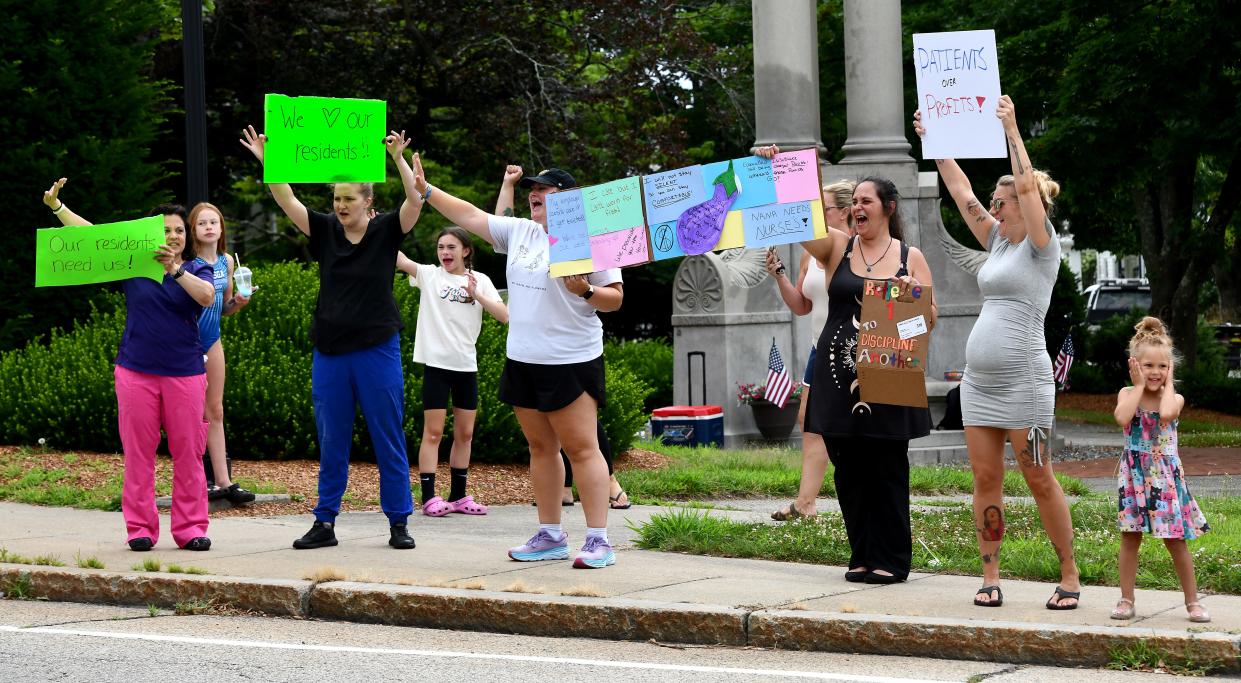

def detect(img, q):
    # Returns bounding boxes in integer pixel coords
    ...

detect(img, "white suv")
[1084,278,1151,325]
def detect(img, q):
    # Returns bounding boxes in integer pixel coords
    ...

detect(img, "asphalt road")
[0,600,1190,682]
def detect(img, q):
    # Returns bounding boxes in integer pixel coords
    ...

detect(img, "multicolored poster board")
[546,148,824,275]
[35,216,166,287]
[856,279,934,408]
[912,30,1004,159]
[263,94,387,183]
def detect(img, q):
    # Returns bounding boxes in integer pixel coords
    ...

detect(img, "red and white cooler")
[650,405,724,447]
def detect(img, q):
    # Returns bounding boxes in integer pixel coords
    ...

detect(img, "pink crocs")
[422,495,452,517]
[449,495,488,515]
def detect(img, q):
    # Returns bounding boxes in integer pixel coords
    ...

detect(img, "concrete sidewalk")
[1,501,1237,671]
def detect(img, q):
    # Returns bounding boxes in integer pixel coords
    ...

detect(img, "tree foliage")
[0,0,178,350]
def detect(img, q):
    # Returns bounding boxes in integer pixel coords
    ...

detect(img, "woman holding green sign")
[42,179,216,552]
[239,124,423,552]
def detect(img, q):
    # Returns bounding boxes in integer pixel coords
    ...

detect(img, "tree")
[0,0,178,350]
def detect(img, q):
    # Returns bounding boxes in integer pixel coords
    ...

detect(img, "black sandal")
[974,585,1003,607]
[609,489,632,510]
[1046,586,1080,610]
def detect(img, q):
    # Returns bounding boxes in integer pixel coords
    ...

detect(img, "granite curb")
[3,563,1237,671]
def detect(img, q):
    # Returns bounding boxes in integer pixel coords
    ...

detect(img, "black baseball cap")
[519,168,577,190]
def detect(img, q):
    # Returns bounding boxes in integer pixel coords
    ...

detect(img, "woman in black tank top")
[802,177,937,583]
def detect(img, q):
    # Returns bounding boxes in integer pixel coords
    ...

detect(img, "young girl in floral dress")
[1110,316,1210,623]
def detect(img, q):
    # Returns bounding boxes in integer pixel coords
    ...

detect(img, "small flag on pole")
[1052,334,1075,391]
[764,338,794,408]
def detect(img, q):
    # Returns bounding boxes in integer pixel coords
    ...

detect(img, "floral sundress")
[1117,408,1209,539]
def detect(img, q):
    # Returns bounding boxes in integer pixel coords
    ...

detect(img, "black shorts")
[421,365,479,411]
[498,356,606,412]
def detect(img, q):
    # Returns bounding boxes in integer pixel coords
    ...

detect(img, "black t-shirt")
[307,209,405,354]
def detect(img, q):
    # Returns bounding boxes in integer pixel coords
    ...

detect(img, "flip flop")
[974,585,1003,607]
[449,495,488,515]
[1046,586,1080,610]
[609,489,632,510]
[771,501,805,521]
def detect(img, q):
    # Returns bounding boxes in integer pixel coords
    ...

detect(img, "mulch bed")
[0,445,670,518]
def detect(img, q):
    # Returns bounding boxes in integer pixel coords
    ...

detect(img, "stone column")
[751,0,826,155]
[838,0,913,166]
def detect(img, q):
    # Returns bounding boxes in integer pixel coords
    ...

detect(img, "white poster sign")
[913,30,1004,159]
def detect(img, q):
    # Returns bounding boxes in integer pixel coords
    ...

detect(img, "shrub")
[0,261,654,461]
[604,338,672,412]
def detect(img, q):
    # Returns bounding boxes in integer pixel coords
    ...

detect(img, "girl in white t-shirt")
[396,226,508,517]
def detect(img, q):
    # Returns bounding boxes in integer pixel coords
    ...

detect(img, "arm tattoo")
[502,208,514,217]
[967,199,987,223]
[1008,136,1026,175]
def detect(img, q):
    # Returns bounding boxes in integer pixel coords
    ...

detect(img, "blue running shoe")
[572,535,616,569]
[508,529,569,561]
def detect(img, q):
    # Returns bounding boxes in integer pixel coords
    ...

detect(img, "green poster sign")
[263,94,387,183]
[35,216,166,287]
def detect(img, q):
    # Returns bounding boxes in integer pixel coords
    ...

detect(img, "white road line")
[0,625,949,683]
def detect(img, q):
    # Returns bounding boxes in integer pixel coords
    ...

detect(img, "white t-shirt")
[487,216,622,364]
[409,265,500,372]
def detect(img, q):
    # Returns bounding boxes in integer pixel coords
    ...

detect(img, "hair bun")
[1033,170,1061,201]
[1134,316,1166,337]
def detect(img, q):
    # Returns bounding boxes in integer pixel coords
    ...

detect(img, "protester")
[415,156,623,568]
[42,179,215,551]
[396,226,508,517]
[800,173,937,585]
[769,179,855,521]
[239,125,422,550]
[1110,317,1210,623]
[496,165,629,510]
[188,202,255,506]
[915,97,1080,609]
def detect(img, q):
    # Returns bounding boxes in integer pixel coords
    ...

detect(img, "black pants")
[825,436,912,579]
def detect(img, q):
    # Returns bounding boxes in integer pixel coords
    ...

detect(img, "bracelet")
[420,185,433,202]
[52,202,66,215]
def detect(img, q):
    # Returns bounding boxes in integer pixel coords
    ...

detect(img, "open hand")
[1128,357,1143,388]
[43,178,67,209]
[240,125,266,165]
[412,152,429,195]
[502,165,523,186]
[464,271,478,299]
[385,129,410,160]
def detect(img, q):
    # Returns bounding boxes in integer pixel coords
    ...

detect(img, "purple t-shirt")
[115,259,212,377]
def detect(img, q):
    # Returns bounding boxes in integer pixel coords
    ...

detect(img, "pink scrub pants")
[114,365,209,547]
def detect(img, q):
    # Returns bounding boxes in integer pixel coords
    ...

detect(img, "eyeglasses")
[824,205,842,211]
[990,197,1016,211]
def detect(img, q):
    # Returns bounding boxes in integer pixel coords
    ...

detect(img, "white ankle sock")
[539,523,564,538]
[586,527,609,544]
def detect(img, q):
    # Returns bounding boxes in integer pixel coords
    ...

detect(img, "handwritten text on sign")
[912,30,1004,159]
[855,279,934,408]
[263,94,386,183]
[35,216,166,287]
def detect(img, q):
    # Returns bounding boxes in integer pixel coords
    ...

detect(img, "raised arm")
[465,272,509,324]
[240,125,310,235]
[395,250,419,278]
[412,152,494,245]
[767,249,813,316]
[1159,360,1184,423]
[42,178,92,226]
[385,130,424,233]
[1113,361,1145,426]
[997,96,1050,250]
[495,165,522,216]
[914,110,995,249]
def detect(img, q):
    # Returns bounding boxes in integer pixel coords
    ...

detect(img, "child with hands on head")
[1110,316,1210,623]
[396,226,507,517]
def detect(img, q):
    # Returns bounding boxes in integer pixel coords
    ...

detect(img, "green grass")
[1057,408,1241,447]
[631,496,1241,595]
[74,552,105,570]
[132,558,161,572]
[1106,639,1226,676]
[619,440,1090,501]
[0,548,64,567]
[165,564,209,575]
[1,573,34,599]
[173,598,213,615]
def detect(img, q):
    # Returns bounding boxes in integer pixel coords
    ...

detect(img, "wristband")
[173,265,185,280]
[420,185,434,202]
[52,202,66,215]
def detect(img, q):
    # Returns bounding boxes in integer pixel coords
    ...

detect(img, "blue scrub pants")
[311,333,412,525]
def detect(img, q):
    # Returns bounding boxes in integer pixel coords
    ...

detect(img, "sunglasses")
[990,197,1017,211]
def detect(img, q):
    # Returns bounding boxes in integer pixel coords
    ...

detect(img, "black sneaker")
[207,485,228,501]
[389,524,415,549]
[224,483,256,505]
[293,521,337,549]
[183,537,211,551]
[128,537,154,552]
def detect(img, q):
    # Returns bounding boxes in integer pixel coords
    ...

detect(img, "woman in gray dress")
[914,96,1080,610]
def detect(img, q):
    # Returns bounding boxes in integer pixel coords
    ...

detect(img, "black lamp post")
[182,0,208,207]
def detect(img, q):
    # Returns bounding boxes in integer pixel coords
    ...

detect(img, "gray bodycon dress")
[961,217,1060,433]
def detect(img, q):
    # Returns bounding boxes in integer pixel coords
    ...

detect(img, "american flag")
[764,339,794,408]
[1052,334,1075,391]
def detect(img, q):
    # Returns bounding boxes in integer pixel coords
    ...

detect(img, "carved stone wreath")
[674,255,723,313]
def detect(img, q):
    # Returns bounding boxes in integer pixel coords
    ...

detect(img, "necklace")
[857,236,893,272]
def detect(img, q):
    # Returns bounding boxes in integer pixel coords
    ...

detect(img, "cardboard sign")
[912,30,1004,159]
[856,279,933,407]
[263,94,387,183]
[35,217,166,287]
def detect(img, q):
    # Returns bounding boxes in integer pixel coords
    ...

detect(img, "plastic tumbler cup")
[233,265,253,298]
